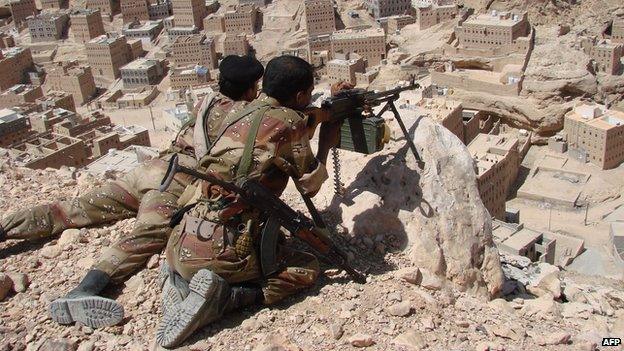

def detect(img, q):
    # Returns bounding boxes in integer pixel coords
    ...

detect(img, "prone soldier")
[0,55,265,328]
[155,55,348,348]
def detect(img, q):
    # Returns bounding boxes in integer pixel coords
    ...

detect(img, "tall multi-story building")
[41,0,68,10]
[171,0,206,29]
[589,40,623,75]
[70,9,106,43]
[456,11,530,50]
[0,33,15,48]
[366,0,411,19]
[122,19,164,41]
[203,14,224,33]
[37,90,76,112]
[613,18,624,44]
[304,0,335,37]
[415,0,457,30]
[8,0,38,27]
[148,0,171,20]
[120,0,149,23]
[0,108,32,148]
[27,11,70,43]
[564,104,624,170]
[0,47,34,90]
[120,58,165,88]
[86,0,120,19]
[85,34,134,79]
[467,133,520,220]
[171,34,217,69]
[44,61,97,105]
[223,34,250,56]
[331,28,387,66]
[0,84,43,109]
[418,97,465,143]
[169,65,210,89]
[326,52,366,85]
[224,4,257,35]
[387,14,416,32]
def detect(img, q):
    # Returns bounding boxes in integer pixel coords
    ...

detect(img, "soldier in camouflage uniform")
[155,56,345,348]
[0,56,265,329]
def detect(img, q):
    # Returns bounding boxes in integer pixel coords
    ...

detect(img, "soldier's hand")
[330,81,354,96]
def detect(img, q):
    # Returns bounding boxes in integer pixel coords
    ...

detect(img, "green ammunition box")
[338,116,386,154]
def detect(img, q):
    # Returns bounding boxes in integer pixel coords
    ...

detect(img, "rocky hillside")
[1,117,623,351]
[386,0,624,135]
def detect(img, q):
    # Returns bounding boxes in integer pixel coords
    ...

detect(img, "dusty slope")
[1,118,623,351]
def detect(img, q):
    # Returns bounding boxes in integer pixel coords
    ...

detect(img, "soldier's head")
[263,55,314,111]
[218,55,264,102]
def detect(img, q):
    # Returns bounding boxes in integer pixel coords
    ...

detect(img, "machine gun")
[320,78,423,194]
[160,154,367,284]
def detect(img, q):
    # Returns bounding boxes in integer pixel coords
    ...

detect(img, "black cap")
[219,55,264,84]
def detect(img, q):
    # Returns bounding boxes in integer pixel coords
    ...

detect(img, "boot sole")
[49,296,124,328]
[156,270,225,348]
[159,261,190,315]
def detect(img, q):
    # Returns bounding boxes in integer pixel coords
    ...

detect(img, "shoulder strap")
[193,93,218,159]
[236,105,271,180]
[207,101,271,154]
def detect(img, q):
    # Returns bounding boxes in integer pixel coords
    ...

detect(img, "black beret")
[219,55,264,84]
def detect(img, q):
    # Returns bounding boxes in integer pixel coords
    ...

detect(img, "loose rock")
[348,334,375,348]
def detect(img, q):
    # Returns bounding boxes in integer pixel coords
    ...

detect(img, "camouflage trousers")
[165,216,320,305]
[1,153,195,283]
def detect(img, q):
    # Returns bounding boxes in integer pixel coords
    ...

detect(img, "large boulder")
[327,117,503,299]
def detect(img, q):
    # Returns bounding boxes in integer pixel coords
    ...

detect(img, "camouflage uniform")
[0,93,245,283]
[165,94,328,305]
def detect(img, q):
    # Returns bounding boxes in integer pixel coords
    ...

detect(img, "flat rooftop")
[121,58,160,70]
[464,11,525,27]
[173,33,211,44]
[3,84,38,94]
[467,133,518,175]
[502,228,542,251]
[567,104,624,130]
[124,20,162,31]
[331,27,385,40]
[0,108,23,123]
[89,34,124,45]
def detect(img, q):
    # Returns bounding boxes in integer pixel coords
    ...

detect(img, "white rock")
[40,245,62,259]
[58,229,82,249]
[419,270,442,291]
[393,330,427,350]
[561,302,593,319]
[487,298,515,314]
[387,301,412,317]
[527,263,562,299]
[146,254,160,269]
[7,273,29,293]
[395,268,422,285]
[0,273,13,301]
[348,334,375,348]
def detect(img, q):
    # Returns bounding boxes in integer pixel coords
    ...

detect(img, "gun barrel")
[364,82,420,104]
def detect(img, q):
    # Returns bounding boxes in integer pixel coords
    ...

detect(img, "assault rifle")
[320,78,423,168]
[160,154,367,284]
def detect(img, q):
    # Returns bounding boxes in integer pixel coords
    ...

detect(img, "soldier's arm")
[272,111,329,196]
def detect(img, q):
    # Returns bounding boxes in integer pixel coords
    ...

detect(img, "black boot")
[225,286,263,313]
[49,269,124,328]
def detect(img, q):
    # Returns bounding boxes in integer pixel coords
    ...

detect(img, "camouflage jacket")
[186,94,328,223]
[169,92,246,159]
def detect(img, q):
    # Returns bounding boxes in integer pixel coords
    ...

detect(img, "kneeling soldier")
[156,55,344,348]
